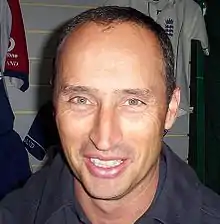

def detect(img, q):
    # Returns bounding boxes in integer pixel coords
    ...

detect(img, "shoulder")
[0,165,50,223]
[168,145,220,222]
[200,184,220,222]
[163,143,220,223]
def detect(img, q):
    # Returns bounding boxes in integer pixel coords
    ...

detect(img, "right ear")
[164,87,180,130]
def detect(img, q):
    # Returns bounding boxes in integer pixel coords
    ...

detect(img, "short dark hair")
[54,6,176,103]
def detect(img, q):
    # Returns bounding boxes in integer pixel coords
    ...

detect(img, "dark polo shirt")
[1,143,220,224]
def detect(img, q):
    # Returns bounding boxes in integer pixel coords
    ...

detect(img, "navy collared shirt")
[1,143,220,224]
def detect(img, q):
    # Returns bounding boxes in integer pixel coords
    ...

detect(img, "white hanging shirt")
[0,0,12,75]
[103,0,209,113]
[175,0,209,113]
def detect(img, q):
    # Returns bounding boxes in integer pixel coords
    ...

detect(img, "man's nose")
[89,107,122,151]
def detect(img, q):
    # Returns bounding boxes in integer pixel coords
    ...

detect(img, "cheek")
[55,105,95,174]
[121,110,164,162]
[55,105,93,149]
[122,110,164,138]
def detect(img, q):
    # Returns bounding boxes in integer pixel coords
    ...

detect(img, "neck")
[74,160,160,224]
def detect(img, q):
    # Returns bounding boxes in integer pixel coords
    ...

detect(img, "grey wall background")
[6,1,189,171]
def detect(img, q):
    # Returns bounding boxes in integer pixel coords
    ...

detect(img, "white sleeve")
[184,1,209,55]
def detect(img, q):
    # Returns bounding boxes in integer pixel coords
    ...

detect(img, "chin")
[86,188,126,201]
[81,179,131,201]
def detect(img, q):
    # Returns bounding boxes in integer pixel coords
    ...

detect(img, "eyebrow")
[59,85,153,99]
[118,88,151,97]
[59,85,98,95]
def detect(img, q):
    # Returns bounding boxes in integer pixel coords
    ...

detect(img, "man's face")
[54,22,179,200]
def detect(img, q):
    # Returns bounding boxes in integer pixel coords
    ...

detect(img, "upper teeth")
[90,158,123,168]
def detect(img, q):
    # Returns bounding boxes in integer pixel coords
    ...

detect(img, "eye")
[124,98,145,106]
[70,96,91,105]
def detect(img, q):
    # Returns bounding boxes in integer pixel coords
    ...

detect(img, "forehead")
[56,22,165,92]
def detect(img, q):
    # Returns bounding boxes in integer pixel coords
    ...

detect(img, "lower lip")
[85,158,128,179]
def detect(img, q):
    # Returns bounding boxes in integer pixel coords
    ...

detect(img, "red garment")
[5,0,29,91]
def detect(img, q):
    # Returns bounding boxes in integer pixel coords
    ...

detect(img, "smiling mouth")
[85,156,128,178]
[90,158,124,168]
